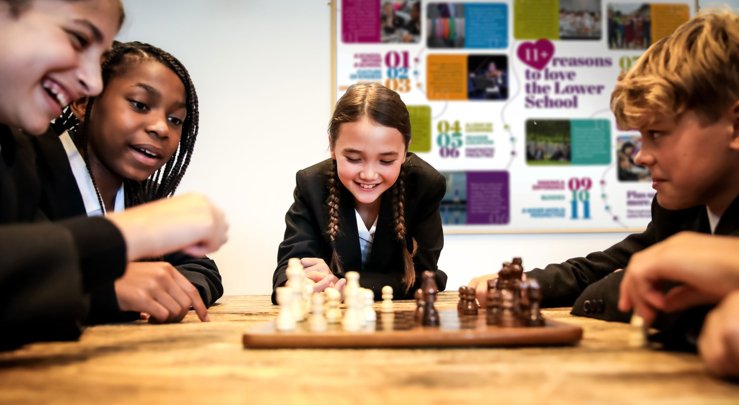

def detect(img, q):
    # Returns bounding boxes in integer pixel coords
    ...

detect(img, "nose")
[146,113,170,139]
[77,55,103,97]
[633,147,653,167]
[359,165,377,180]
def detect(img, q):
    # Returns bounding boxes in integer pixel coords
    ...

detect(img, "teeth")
[42,79,69,107]
[359,183,377,189]
[136,147,158,158]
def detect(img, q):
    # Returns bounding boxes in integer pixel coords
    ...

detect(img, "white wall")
[118,0,731,295]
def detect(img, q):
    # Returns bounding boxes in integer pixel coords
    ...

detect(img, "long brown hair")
[326,82,416,292]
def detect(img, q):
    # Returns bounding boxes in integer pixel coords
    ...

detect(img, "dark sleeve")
[0,217,126,349]
[410,166,447,292]
[165,252,223,307]
[272,171,326,303]
[525,221,656,308]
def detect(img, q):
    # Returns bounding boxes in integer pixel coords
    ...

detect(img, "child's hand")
[108,193,228,261]
[301,257,331,282]
[698,291,739,378]
[114,262,209,323]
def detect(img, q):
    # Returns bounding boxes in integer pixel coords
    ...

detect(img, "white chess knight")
[275,287,296,332]
[381,285,394,313]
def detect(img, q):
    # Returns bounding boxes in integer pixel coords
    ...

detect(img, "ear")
[329,133,336,160]
[69,97,89,123]
[730,100,739,151]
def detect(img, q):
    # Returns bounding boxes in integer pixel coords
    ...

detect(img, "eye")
[168,116,184,127]
[380,160,396,165]
[128,99,149,112]
[66,30,90,50]
[345,156,360,163]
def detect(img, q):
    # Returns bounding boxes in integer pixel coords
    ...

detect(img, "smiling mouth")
[130,145,161,160]
[356,182,379,190]
[41,78,70,107]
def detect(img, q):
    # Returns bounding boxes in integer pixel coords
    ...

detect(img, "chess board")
[242,309,583,349]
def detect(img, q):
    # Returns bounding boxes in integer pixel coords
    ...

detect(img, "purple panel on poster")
[466,171,509,224]
[342,0,380,43]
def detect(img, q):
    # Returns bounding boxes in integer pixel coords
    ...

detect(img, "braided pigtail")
[393,165,416,292]
[326,161,344,276]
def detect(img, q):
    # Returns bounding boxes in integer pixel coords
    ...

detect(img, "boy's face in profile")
[634,104,739,214]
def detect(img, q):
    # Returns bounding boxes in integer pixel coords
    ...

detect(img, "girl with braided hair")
[273,82,447,302]
[35,41,223,324]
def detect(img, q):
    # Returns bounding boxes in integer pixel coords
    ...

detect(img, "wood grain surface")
[0,293,737,405]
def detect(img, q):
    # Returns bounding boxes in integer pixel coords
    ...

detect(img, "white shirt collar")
[355,209,378,267]
[706,206,721,234]
[60,131,125,216]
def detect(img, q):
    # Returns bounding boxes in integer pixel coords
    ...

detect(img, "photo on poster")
[467,55,509,100]
[382,0,422,43]
[440,171,468,225]
[526,120,571,165]
[607,3,651,49]
[616,135,650,182]
[559,0,602,40]
[427,3,466,48]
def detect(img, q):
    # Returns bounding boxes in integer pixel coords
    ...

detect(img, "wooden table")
[1,294,737,404]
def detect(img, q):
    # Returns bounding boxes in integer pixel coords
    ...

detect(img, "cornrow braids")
[392,164,416,292]
[326,160,344,276]
[57,41,199,207]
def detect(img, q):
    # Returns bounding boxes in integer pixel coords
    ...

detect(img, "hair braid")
[393,165,416,291]
[326,161,343,275]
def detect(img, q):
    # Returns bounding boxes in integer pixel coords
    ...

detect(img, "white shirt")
[60,131,125,216]
[355,209,377,267]
[706,207,721,234]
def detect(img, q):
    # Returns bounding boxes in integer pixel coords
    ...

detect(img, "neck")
[707,172,739,217]
[86,151,123,212]
[355,199,380,230]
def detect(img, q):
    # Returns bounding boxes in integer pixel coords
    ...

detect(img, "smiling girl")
[273,82,447,301]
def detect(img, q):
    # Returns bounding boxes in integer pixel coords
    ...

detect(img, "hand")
[114,262,209,323]
[108,193,228,261]
[468,274,497,308]
[300,257,342,293]
[619,232,739,325]
[698,291,739,378]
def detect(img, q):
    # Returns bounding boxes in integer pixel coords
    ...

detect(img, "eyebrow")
[343,148,399,157]
[134,83,187,109]
[73,19,104,44]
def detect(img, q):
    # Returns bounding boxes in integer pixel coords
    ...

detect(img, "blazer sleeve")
[410,167,447,292]
[165,252,223,306]
[0,217,127,349]
[525,221,656,308]
[272,170,326,301]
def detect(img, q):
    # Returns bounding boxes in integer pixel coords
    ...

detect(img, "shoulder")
[294,158,333,196]
[403,153,445,191]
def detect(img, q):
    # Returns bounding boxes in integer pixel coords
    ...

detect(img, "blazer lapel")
[716,195,739,235]
[334,186,361,274]
[365,190,397,271]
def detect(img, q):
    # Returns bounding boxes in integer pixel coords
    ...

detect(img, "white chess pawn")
[325,287,342,324]
[342,285,362,332]
[286,259,306,321]
[381,285,394,313]
[363,288,377,324]
[275,287,296,332]
[309,293,328,332]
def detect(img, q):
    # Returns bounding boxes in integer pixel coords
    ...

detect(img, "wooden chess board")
[242,309,583,349]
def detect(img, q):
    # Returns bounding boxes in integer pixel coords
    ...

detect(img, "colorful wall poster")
[333,0,694,232]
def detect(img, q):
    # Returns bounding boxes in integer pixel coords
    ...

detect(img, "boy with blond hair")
[469,9,739,325]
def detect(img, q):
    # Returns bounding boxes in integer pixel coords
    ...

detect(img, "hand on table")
[300,257,346,293]
[699,291,739,378]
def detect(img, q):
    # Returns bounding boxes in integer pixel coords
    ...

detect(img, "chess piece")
[286,258,306,321]
[421,271,440,327]
[457,286,466,313]
[342,275,363,331]
[486,287,501,326]
[414,288,425,324]
[325,287,342,324]
[381,285,394,313]
[462,287,478,315]
[275,287,296,331]
[526,278,545,327]
[496,262,512,291]
[309,292,328,332]
[519,281,531,323]
[363,288,376,324]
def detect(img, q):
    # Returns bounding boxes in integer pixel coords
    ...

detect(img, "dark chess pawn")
[496,261,512,290]
[457,286,466,314]
[421,271,440,327]
[414,288,425,324]
[510,260,524,281]
[519,281,531,323]
[526,278,545,327]
[462,287,478,315]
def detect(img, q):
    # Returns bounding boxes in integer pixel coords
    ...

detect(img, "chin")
[656,195,693,211]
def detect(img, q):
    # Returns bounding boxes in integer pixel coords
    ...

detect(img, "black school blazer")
[273,153,447,303]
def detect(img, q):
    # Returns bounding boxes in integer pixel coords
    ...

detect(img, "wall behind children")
[119,0,735,296]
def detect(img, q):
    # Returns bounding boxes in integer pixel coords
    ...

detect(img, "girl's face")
[78,60,186,182]
[331,116,407,210]
[0,0,120,134]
